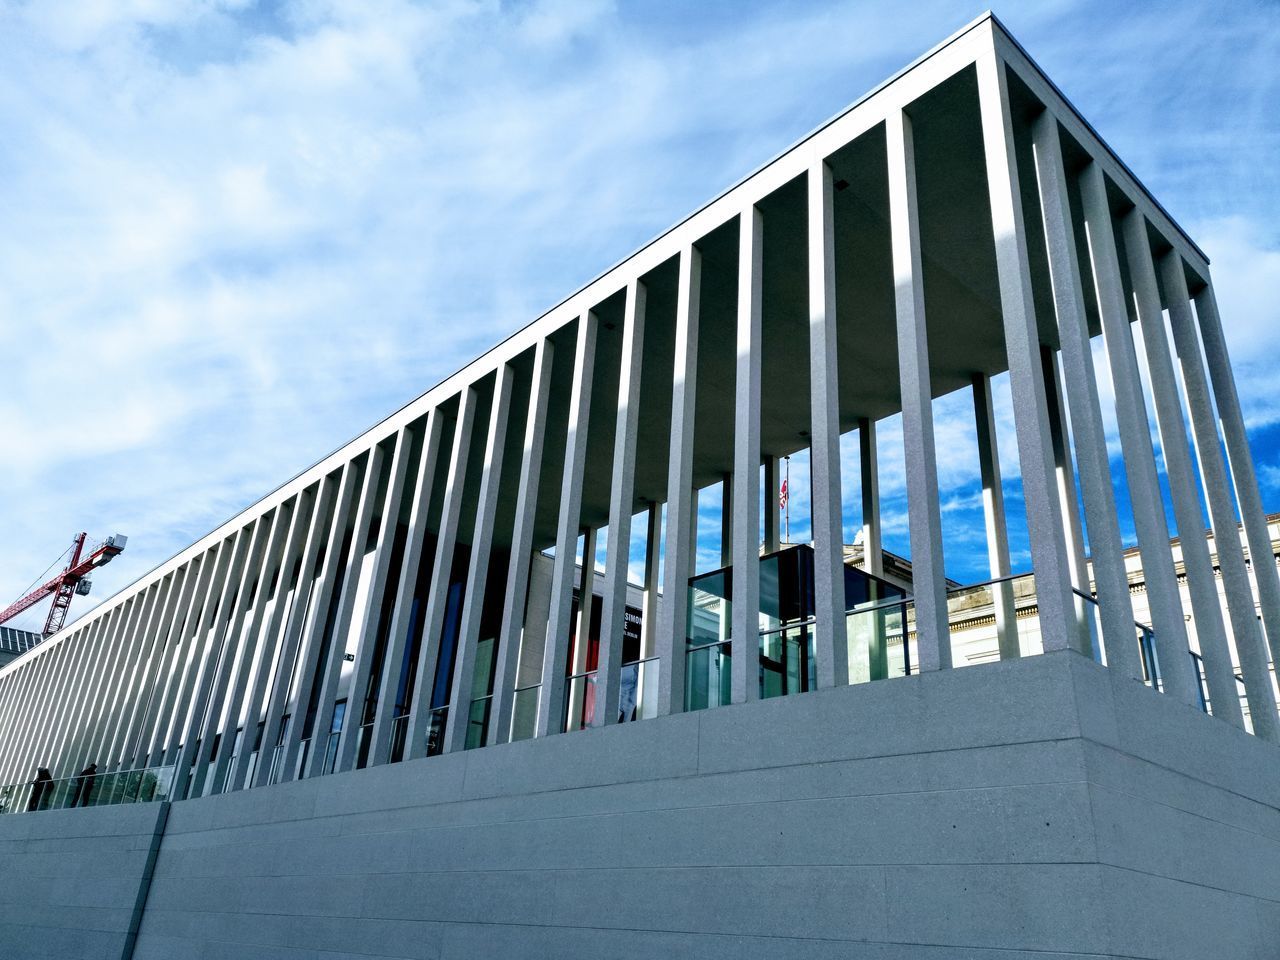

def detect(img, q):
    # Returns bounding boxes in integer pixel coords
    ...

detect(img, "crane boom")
[0,533,128,637]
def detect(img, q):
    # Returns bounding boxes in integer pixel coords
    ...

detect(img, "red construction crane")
[0,533,128,638]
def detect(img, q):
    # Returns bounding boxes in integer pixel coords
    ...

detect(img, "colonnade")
[2,15,1278,806]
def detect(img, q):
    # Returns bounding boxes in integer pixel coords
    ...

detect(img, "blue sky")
[1,0,1277,629]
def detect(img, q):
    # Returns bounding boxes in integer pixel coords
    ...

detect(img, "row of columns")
[4,45,1280,798]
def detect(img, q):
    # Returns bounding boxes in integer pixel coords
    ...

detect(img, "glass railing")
[389,713,410,762]
[510,684,540,742]
[618,657,659,723]
[424,705,448,757]
[944,573,1043,663]
[0,763,177,815]
[466,695,492,750]
[563,670,598,732]
[685,640,731,712]
[846,595,912,681]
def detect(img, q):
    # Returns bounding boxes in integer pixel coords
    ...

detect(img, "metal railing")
[0,764,177,816]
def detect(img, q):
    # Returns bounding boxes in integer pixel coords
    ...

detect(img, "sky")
[1,0,1277,631]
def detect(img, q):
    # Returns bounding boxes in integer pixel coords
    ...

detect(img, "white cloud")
[0,0,1276,631]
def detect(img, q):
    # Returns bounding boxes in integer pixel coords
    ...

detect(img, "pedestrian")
[73,762,97,807]
[27,767,52,812]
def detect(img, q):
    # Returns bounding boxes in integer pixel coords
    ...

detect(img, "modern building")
[1,13,1278,960]
[0,626,41,668]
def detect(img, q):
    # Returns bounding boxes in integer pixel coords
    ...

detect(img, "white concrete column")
[490,341,554,745]
[190,509,279,796]
[162,532,241,768]
[886,107,949,671]
[333,427,416,774]
[858,417,883,577]
[1042,348,1089,595]
[976,51,1078,657]
[972,373,1019,660]
[152,552,220,765]
[1041,346,1095,657]
[228,484,317,789]
[365,413,444,766]
[254,472,341,786]
[595,280,647,728]
[1125,214,1255,730]
[1078,161,1199,707]
[1163,255,1277,733]
[305,445,388,779]
[657,247,701,716]
[40,622,100,774]
[279,458,363,782]
[641,501,662,660]
[405,389,480,760]
[209,499,298,792]
[445,366,516,752]
[25,639,78,782]
[1192,281,1280,675]
[130,558,203,768]
[172,519,258,796]
[85,583,155,771]
[94,580,161,771]
[121,562,196,770]
[808,158,850,689]
[565,526,597,730]
[763,457,782,554]
[1029,109,1141,680]
[730,206,764,705]
[536,314,598,737]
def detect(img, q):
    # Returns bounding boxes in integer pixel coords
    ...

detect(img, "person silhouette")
[27,768,52,812]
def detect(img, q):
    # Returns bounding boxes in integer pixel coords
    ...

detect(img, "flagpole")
[784,455,790,544]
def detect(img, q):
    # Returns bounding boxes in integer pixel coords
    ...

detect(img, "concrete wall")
[0,801,166,960]
[2,651,1277,959]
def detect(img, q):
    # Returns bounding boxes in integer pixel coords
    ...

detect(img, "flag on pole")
[778,477,788,510]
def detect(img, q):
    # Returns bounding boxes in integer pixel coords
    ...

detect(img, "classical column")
[809,158,850,689]
[1124,214,1253,730]
[405,388,480,760]
[886,107,949,671]
[731,206,764,705]
[445,365,516,752]
[1164,255,1278,734]
[657,246,701,715]
[489,340,554,744]
[858,417,883,577]
[537,313,598,737]
[1028,109,1140,680]
[976,51,1078,656]
[1078,160,1198,706]
[972,373,1019,660]
[595,279,647,728]
[1192,282,1280,678]
[334,427,416,774]
[253,473,341,786]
